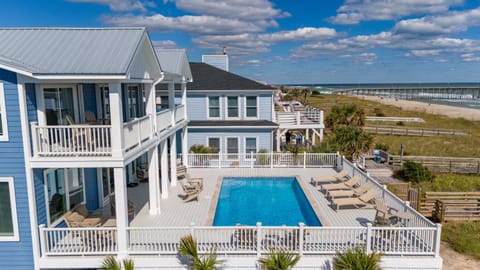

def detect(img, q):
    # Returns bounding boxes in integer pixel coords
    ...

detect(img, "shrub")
[258,249,300,270]
[257,149,270,165]
[396,161,434,183]
[396,121,405,126]
[374,143,389,152]
[179,235,222,270]
[189,144,217,154]
[332,247,382,270]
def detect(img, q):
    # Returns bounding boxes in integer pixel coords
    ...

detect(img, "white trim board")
[0,177,19,241]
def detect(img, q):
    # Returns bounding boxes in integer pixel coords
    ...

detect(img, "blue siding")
[0,68,34,269]
[186,94,206,120]
[259,94,272,120]
[84,169,99,210]
[82,84,97,116]
[188,129,272,153]
[34,169,47,227]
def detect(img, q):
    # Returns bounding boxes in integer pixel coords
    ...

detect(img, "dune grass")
[308,94,480,157]
[415,173,480,192]
[442,222,480,260]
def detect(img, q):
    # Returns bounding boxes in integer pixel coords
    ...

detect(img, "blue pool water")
[213,177,321,226]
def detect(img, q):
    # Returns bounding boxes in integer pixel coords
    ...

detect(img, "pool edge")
[205,175,223,226]
[294,175,331,226]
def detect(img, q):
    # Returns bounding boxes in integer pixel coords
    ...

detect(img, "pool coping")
[205,175,330,227]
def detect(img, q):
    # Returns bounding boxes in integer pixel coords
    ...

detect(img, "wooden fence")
[364,126,466,136]
[384,153,480,174]
[417,192,480,222]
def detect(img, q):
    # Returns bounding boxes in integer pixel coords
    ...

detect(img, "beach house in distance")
[0,27,442,270]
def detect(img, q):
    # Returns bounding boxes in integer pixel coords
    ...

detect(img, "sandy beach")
[356,95,480,121]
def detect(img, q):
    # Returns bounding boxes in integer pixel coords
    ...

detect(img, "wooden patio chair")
[310,169,349,186]
[185,173,203,191]
[180,181,201,202]
[374,198,412,227]
[320,175,361,192]
[331,189,379,210]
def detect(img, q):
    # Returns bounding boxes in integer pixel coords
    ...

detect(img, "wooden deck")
[128,168,376,227]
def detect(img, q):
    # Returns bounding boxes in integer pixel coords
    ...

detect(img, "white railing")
[156,109,173,132]
[39,225,117,256]
[185,153,338,168]
[305,106,323,123]
[123,115,153,151]
[276,110,324,126]
[31,123,112,157]
[174,105,186,123]
[39,223,440,257]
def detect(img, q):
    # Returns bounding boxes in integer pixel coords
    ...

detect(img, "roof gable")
[187,62,274,91]
[0,28,151,77]
[155,49,192,82]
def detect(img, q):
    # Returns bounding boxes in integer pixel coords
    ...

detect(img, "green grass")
[415,173,480,192]
[442,222,480,260]
[308,94,480,157]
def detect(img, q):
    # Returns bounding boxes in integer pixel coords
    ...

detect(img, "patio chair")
[373,198,412,227]
[310,169,349,186]
[85,111,98,123]
[185,173,203,191]
[109,194,135,219]
[320,175,361,192]
[177,158,187,179]
[327,182,374,200]
[331,189,379,210]
[66,115,92,150]
[180,181,201,202]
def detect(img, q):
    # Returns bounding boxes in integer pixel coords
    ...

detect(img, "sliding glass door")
[43,87,76,125]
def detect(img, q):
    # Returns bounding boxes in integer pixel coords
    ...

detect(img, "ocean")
[287,83,480,110]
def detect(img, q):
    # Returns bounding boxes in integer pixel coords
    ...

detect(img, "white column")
[148,147,160,215]
[312,130,316,145]
[145,83,156,134]
[160,140,169,198]
[168,82,175,126]
[276,129,281,151]
[170,134,178,186]
[113,167,128,257]
[181,80,187,117]
[182,126,189,168]
[319,128,324,142]
[109,82,125,158]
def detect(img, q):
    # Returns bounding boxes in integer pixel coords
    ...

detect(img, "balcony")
[30,105,187,162]
[275,106,324,128]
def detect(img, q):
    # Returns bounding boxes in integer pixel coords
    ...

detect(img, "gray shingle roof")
[155,49,192,81]
[187,62,275,91]
[0,27,147,75]
[188,120,278,128]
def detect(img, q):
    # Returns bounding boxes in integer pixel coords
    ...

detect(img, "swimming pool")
[213,177,321,226]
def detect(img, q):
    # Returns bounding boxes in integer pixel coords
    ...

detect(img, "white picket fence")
[39,223,440,257]
[186,153,339,168]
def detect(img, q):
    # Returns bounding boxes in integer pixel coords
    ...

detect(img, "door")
[101,168,115,206]
[43,87,77,125]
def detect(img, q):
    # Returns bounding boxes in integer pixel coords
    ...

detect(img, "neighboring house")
[185,62,278,156]
[0,28,188,269]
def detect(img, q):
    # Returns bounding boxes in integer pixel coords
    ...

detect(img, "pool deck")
[128,168,377,227]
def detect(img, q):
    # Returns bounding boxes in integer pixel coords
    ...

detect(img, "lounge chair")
[331,189,379,210]
[310,169,349,186]
[185,173,203,191]
[180,181,201,202]
[327,182,374,199]
[320,175,361,192]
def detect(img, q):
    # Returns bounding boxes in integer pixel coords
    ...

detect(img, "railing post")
[303,152,306,168]
[39,224,47,257]
[31,122,39,157]
[298,222,304,256]
[270,152,273,168]
[434,223,442,257]
[218,153,222,168]
[250,152,254,168]
[296,111,301,125]
[256,222,262,257]
[366,223,372,254]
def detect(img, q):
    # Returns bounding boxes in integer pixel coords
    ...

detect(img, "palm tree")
[325,104,366,130]
[100,256,135,270]
[258,249,301,270]
[179,235,222,270]
[300,88,311,105]
[332,247,382,270]
[332,126,374,160]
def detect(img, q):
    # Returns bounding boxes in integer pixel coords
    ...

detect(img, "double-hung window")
[208,96,220,118]
[0,82,9,141]
[227,96,239,118]
[226,137,239,159]
[245,96,258,118]
[208,137,220,153]
[245,137,257,158]
[0,177,18,241]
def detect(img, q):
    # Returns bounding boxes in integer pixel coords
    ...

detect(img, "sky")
[1,0,480,84]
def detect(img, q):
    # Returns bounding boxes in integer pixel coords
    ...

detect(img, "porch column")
[319,128,324,142]
[145,82,157,134]
[276,129,281,151]
[182,126,189,168]
[148,147,161,215]
[168,82,175,126]
[113,167,129,257]
[160,139,169,198]
[170,134,178,186]
[109,82,125,158]
[312,130,316,145]
[181,80,187,117]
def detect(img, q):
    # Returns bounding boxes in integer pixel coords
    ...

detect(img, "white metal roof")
[155,48,192,82]
[0,27,151,77]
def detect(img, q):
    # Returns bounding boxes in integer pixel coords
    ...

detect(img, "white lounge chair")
[320,175,361,192]
[310,169,349,186]
[331,189,379,210]
[327,182,374,199]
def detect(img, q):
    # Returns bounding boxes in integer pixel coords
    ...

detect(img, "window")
[43,87,75,125]
[227,96,239,118]
[0,177,18,241]
[246,96,257,118]
[208,137,220,153]
[208,96,220,118]
[0,82,7,141]
[226,137,239,159]
[245,137,257,154]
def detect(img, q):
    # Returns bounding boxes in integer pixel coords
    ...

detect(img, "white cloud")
[329,0,464,24]
[165,0,289,21]
[245,59,261,65]
[259,27,338,42]
[408,49,442,57]
[68,0,154,12]
[461,53,480,62]
[152,40,179,49]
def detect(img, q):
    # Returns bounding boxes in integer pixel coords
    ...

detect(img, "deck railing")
[174,104,186,123]
[185,153,338,168]
[39,223,440,257]
[276,107,324,127]
[31,123,112,156]
[156,109,173,132]
[123,114,153,151]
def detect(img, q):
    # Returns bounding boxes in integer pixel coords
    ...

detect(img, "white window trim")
[206,95,221,119]
[0,82,9,141]
[0,177,19,241]
[226,96,240,119]
[225,136,240,160]
[206,136,221,153]
[244,136,259,154]
[244,96,259,119]
[38,84,79,125]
